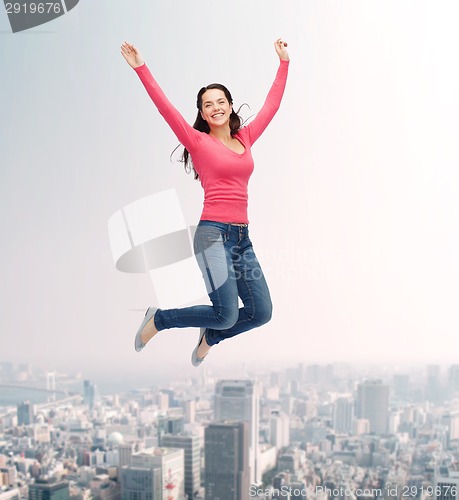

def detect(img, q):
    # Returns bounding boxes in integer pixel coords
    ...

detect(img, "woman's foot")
[140,317,158,345]
[197,333,211,359]
[135,307,159,352]
[191,328,212,367]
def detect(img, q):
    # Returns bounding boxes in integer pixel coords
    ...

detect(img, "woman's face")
[200,89,232,129]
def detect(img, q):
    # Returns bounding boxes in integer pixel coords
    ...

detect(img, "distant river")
[0,381,83,407]
[0,388,49,407]
[0,373,172,408]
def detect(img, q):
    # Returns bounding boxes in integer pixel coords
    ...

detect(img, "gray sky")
[1,0,458,381]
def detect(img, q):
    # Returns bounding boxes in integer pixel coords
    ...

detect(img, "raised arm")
[242,39,290,146]
[121,42,200,151]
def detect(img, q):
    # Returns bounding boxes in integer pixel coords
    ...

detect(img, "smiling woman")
[120,39,289,367]
[176,81,249,177]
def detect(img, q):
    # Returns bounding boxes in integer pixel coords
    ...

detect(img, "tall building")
[269,411,290,449]
[117,442,136,468]
[205,421,249,500]
[156,392,169,411]
[448,365,459,393]
[441,413,459,444]
[270,371,281,387]
[356,380,389,434]
[182,400,196,424]
[131,447,185,500]
[434,468,459,500]
[305,364,333,386]
[393,374,410,400]
[214,379,260,484]
[158,416,184,439]
[332,397,354,434]
[83,380,99,409]
[28,480,69,500]
[17,401,34,426]
[0,466,17,488]
[120,466,161,500]
[160,434,200,500]
[426,365,441,402]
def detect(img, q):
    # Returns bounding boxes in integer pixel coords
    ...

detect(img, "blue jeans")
[153,220,272,346]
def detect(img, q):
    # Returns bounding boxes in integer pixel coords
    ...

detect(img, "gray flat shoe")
[134,307,158,352]
[191,328,208,367]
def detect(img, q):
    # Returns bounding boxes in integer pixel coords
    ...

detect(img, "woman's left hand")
[274,38,289,61]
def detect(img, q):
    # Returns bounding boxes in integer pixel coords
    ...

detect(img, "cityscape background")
[1,361,459,499]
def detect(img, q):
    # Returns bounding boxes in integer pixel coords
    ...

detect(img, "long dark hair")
[171,83,246,180]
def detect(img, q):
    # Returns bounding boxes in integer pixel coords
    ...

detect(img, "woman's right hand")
[121,41,145,68]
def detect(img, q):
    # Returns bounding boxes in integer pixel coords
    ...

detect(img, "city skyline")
[2,360,459,405]
[2,359,459,499]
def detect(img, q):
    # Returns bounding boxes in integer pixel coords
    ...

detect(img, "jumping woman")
[120,39,290,366]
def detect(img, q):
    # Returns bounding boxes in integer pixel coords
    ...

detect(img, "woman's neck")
[209,126,232,142]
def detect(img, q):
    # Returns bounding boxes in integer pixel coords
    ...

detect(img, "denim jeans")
[153,220,273,346]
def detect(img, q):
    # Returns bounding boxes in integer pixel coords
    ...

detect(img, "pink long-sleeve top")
[134,59,289,224]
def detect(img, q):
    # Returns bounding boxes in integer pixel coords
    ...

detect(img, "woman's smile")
[201,88,232,127]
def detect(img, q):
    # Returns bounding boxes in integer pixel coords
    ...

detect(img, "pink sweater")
[134,59,289,223]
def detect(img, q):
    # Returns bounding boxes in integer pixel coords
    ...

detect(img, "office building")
[158,416,184,439]
[356,380,389,434]
[205,421,249,500]
[160,434,200,500]
[17,401,34,426]
[448,365,459,393]
[117,443,136,468]
[120,466,161,500]
[393,374,410,400]
[214,379,260,484]
[269,411,290,449]
[434,468,459,500]
[131,447,185,499]
[332,397,354,434]
[426,365,441,402]
[83,380,99,409]
[28,480,69,500]
[182,400,196,424]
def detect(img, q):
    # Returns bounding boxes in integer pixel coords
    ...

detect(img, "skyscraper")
[426,365,441,402]
[131,447,185,500]
[332,397,354,434]
[83,380,99,409]
[393,374,410,400]
[356,380,389,434]
[434,468,459,500]
[117,442,136,468]
[17,401,34,426]
[214,380,260,484]
[448,365,459,393]
[28,480,69,500]
[160,434,200,500]
[205,421,249,500]
[182,400,196,424]
[120,466,162,500]
[157,416,184,439]
[269,411,290,449]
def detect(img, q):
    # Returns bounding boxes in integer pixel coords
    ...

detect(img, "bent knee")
[254,302,272,327]
[217,308,239,330]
